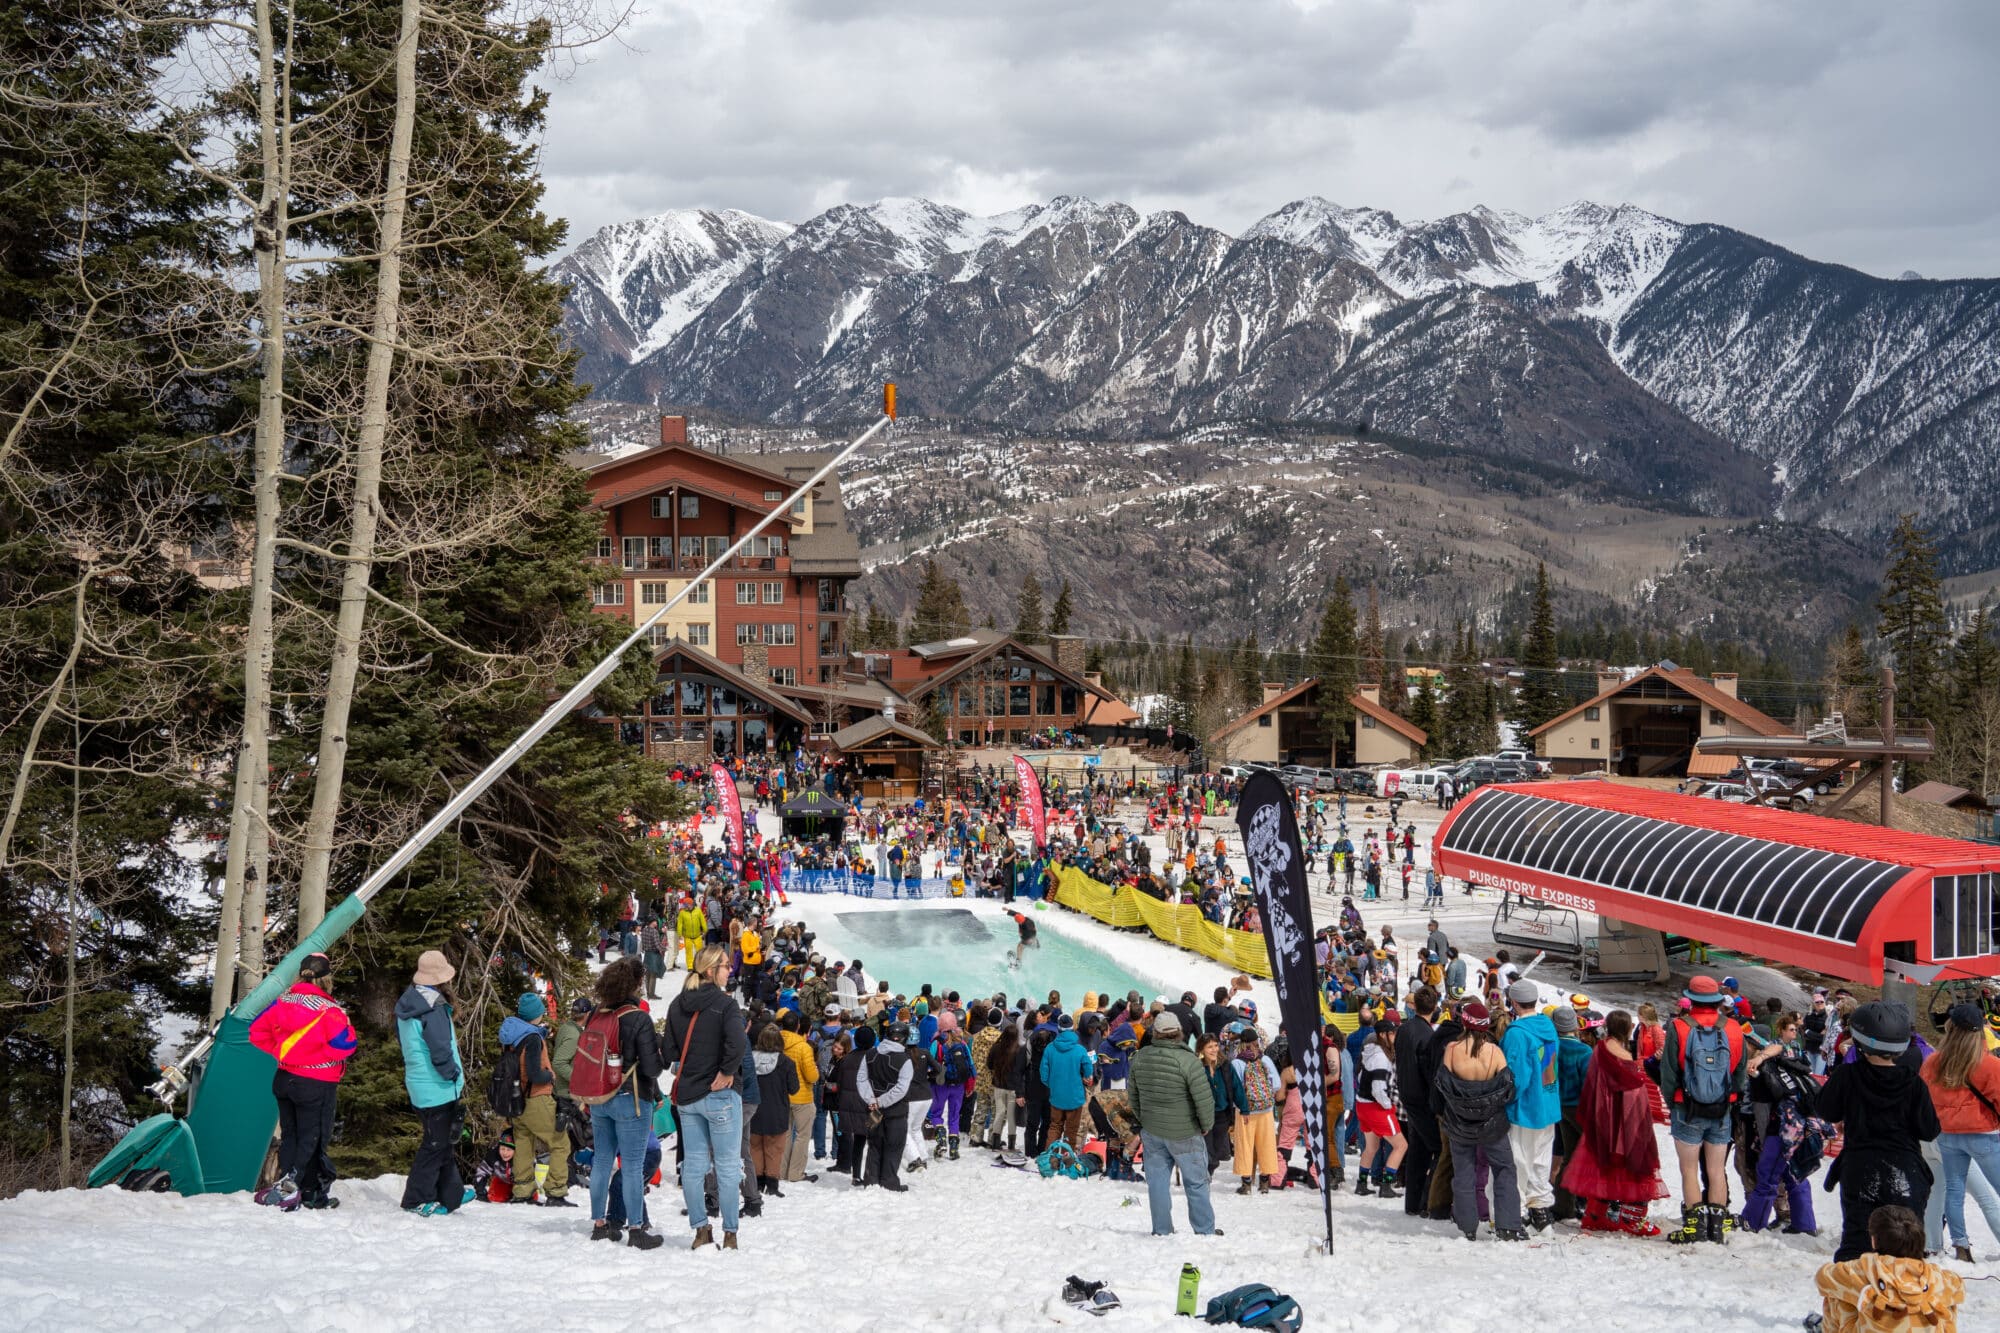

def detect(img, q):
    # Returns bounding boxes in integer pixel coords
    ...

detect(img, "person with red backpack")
[576,957,667,1249]
[1660,975,1750,1244]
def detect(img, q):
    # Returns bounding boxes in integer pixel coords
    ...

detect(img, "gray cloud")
[537,0,2000,278]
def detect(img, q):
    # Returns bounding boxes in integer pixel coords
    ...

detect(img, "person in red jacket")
[247,952,358,1210]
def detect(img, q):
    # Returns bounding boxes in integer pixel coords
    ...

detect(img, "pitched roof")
[1905,781,1985,809]
[1209,678,1426,748]
[909,628,1007,659]
[651,639,812,723]
[573,438,791,486]
[1352,690,1428,746]
[1527,665,1789,739]
[902,633,1112,703]
[829,715,941,751]
[1081,694,1141,727]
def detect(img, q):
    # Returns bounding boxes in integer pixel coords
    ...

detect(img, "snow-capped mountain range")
[556,196,2000,569]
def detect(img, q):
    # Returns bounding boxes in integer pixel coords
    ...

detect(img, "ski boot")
[1667,1204,1704,1246]
[948,1135,961,1161]
[1355,1174,1372,1196]
[254,1175,302,1211]
[1705,1204,1732,1245]
[1375,1172,1400,1200]
[1527,1206,1552,1233]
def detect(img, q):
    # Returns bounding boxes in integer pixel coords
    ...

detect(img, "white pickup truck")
[1493,748,1554,776]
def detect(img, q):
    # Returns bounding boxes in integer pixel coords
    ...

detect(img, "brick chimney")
[740,642,769,684]
[1711,672,1739,699]
[659,415,688,447]
[1047,633,1085,675]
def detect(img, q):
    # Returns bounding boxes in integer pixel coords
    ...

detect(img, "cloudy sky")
[539,0,2000,279]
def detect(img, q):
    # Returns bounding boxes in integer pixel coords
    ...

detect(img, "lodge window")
[687,581,709,604]
[679,678,706,714]
[764,490,783,502]
[736,624,758,645]
[592,583,624,606]
[736,582,758,604]
[645,625,671,647]
[641,582,670,604]
[622,536,646,569]
[680,495,700,518]
[1010,684,1031,716]
[595,537,613,559]
[1061,685,1079,714]
[685,624,710,647]
[1259,714,1272,727]
[1037,684,1056,714]
[681,536,703,565]
[762,581,783,604]
[651,496,672,519]
[1361,715,1376,729]
[650,536,673,560]
[1590,737,1601,750]
[1709,709,1725,725]
[1585,707,1601,721]
[770,667,797,686]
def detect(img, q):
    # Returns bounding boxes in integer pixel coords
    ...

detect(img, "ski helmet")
[1848,1000,1913,1056]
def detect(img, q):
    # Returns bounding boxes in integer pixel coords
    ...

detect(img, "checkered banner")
[1236,770,1335,1253]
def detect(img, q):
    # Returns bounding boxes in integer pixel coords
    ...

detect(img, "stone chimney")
[1047,633,1085,675]
[1262,681,1287,703]
[1356,682,1381,704]
[659,415,688,447]
[740,642,769,684]
[1711,672,1738,699]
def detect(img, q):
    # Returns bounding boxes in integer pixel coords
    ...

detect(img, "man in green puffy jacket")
[1127,1012,1220,1236]
[395,949,465,1215]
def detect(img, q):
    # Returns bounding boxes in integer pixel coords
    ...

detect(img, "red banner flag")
[1012,755,1046,850]
[712,763,745,861]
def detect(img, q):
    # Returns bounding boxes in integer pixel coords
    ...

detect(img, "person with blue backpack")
[1659,974,1750,1245]
[1499,979,1562,1232]
[926,1010,974,1159]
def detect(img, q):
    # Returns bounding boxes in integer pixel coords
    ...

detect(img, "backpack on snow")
[941,1040,973,1084]
[1037,1139,1086,1179]
[570,1004,643,1108]
[486,1044,528,1119]
[1678,1021,1735,1118]
[1203,1283,1303,1332]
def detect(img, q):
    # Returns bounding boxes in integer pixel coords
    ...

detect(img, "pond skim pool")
[799,906,1171,1010]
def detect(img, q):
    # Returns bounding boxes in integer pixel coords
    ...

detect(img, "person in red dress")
[1562,1009,1670,1236]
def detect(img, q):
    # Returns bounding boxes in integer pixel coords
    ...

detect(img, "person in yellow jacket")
[675,900,705,972]
[738,920,765,1000]
[778,1010,820,1183]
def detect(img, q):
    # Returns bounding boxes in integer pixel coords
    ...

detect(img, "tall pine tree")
[1515,563,1564,730]
[1014,574,1045,643]
[1048,578,1074,636]
[1876,515,1950,728]
[1309,578,1358,764]
[908,558,971,644]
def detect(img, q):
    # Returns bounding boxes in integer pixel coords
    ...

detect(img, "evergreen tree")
[1876,515,1951,726]
[1360,586,1385,688]
[1382,634,1408,715]
[1941,602,2000,794]
[1048,578,1074,636]
[1309,577,1358,762]
[1515,563,1564,730]
[0,0,232,1177]
[1237,630,1264,710]
[1441,622,1485,757]
[908,558,971,644]
[1014,574,1045,643]
[1409,671,1441,761]
[1172,636,1203,730]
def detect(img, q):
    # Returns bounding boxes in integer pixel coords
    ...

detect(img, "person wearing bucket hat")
[1818,1000,1940,1262]
[1660,975,1749,1244]
[396,949,466,1215]
[1919,1004,2000,1261]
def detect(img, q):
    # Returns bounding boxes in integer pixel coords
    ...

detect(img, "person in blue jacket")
[1499,979,1562,1232]
[1040,1014,1096,1147]
[396,949,466,1215]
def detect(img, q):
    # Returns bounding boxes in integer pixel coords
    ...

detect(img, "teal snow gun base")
[88,892,366,1196]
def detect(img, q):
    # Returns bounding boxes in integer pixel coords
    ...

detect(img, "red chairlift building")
[1433,782,2000,986]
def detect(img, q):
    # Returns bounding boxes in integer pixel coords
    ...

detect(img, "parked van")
[1375,767,1453,799]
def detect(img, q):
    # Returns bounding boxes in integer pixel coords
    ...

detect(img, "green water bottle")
[1176,1262,1200,1317]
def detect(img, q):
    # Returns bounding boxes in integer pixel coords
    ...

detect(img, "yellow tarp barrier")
[1050,866,1272,979]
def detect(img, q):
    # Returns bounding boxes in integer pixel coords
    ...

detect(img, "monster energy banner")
[1236,769,1335,1254]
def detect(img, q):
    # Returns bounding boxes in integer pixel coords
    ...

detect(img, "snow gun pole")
[151,396,897,1106]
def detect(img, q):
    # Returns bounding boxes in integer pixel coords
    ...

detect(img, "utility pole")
[1878,666,1895,829]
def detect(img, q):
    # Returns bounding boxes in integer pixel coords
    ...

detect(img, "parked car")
[1493,748,1554,777]
[1278,763,1329,790]
[1695,780,1755,804]
[1744,770,1815,810]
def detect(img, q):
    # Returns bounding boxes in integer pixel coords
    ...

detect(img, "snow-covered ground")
[12,802,1992,1332]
